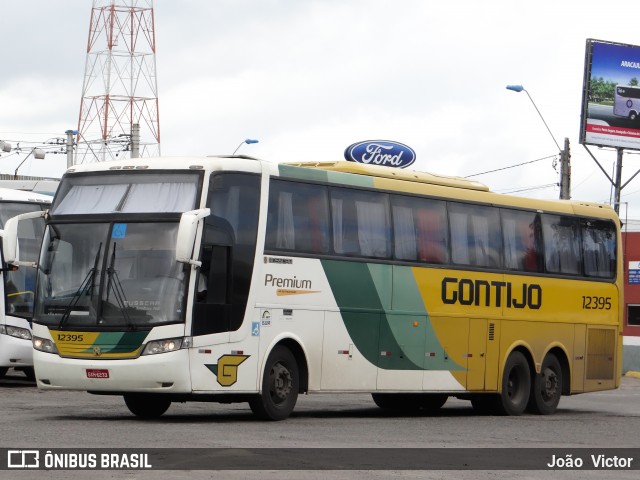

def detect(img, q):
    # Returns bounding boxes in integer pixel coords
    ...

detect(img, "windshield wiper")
[105,242,135,330]
[58,242,102,330]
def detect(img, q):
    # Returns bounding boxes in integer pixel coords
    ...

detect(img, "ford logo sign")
[344,140,416,169]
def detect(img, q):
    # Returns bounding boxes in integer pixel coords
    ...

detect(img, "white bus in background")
[0,188,51,380]
[613,85,640,121]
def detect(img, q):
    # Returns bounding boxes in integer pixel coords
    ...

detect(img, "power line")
[498,183,557,194]
[465,154,557,178]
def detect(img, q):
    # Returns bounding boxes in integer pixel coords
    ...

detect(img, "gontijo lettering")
[441,277,542,309]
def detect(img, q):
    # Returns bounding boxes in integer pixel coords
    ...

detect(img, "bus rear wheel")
[123,394,171,419]
[498,351,531,415]
[249,346,299,421]
[528,353,562,415]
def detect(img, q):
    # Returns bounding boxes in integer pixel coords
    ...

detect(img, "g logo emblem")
[206,355,249,387]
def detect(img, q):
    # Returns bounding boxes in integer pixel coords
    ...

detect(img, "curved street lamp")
[0,140,12,153]
[506,84,570,200]
[506,85,561,152]
[232,138,259,155]
[14,148,46,179]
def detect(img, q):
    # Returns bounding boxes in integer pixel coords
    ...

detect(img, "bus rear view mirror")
[176,208,210,266]
[1,210,47,266]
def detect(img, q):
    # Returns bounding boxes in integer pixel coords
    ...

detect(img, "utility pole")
[131,123,140,159]
[66,129,76,169]
[559,137,571,200]
[613,147,624,215]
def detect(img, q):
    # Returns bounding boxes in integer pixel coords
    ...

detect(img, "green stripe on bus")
[82,331,148,354]
[321,260,464,371]
[278,164,374,188]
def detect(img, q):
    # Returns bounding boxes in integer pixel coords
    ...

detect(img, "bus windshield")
[35,221,186,329]
[50,172,200,215]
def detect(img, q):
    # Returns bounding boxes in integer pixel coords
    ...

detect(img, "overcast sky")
[2,0,640,222]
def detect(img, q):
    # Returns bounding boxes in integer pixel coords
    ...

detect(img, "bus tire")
[372,393,447,411]
[470,394,500,414]
[372,393,414,410]
[19,367,36,381]
[420,394,448,411]
[528,353,562,415]
[249,346,299,421]
[498,351,531,416]
[123,394,171,419]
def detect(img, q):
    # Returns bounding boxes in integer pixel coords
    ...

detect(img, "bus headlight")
[142,337,190,356]
[33,336,59,354]
[0,324,32,340]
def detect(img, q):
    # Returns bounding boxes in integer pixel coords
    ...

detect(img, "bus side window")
[416,207,447,264]
[392,195,449,264]
[450,203,501,269]
[265,180,330,255]
[582,219,616,278]
[542,214,582,275]
[502,209,542,273]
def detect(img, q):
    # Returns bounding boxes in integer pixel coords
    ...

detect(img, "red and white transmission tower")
[76,0,160,163]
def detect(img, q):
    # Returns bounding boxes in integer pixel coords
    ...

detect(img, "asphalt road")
[1,370,639,480]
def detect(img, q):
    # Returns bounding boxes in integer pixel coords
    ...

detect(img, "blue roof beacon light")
[232,138,259,155]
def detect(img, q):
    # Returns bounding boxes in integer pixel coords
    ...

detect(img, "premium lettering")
[264,274,312,289]
[441,277,542,309]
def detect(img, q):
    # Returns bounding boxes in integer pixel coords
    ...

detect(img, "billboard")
[580,39,640,151]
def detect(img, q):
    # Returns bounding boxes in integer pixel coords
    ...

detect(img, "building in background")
[622,230,640,372]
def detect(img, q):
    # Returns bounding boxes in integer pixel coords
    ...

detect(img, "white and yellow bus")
[2,157,622,419]
[0,188,51,380]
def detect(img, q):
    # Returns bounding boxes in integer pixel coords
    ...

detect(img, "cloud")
[1,0,639,217]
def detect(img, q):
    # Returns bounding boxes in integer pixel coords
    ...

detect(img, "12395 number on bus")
[581,296,612,310]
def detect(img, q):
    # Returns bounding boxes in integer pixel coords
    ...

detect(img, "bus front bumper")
[0,333,33,368]
[33,349,192,393]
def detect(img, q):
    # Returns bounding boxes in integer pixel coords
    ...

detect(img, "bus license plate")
[86,369,110,379]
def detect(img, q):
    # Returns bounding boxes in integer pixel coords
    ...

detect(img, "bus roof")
[0,187,52,204]
[60,156,618,222]
[283,161,490,191]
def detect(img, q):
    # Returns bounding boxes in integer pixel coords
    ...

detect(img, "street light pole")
[14,148,46,179]
[232,139,259,155]
[506,85,570,200]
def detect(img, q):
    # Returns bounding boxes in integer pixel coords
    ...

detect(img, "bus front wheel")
[528,353,562,415]
[498,351,531,416]
[249,346,299,421]
[123,393,171,419]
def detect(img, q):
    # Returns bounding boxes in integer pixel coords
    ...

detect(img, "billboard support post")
[614,148,624,215]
